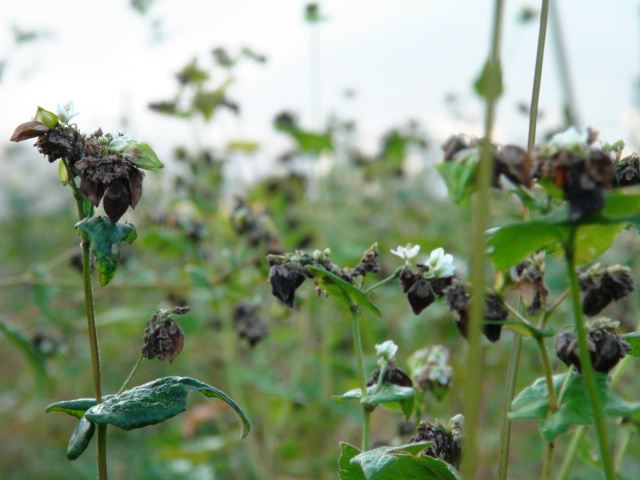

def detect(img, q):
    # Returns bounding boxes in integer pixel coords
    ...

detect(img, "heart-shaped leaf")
[306,266,381,317]
[334,383,415,420]
[75,217,137,286]
[84,376,250,438]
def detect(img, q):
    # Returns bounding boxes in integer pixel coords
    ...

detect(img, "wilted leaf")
[10,121,50,142]
[75,217,137,286]
[66,416,95,460]
[84,376,250,438]
[123,143,164,170]
[306,266,381,317]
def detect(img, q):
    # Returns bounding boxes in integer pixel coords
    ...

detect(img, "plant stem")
[541,441,555,480]
[540,288,570,328]
[527,0,550,153]
[117,354,144,395]
[497,332,522,480]
[63,159,107,480]
[464,0,504,477]
[557,426,587,480]
[564,227,614,479]
[549,0,580,128]
[536,336,557,479]
[364,267,401,294]
[350,305,370,451]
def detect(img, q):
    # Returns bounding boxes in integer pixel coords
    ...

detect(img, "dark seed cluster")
[443,278,508,343]
[141,307,189,363]
[555,320,631,374]
[36,124,85,165]
[233,302,268,347]
[366,361,413,388]
[266,245,381,308]
[230,197,282,253]
[408,420,463,470]
[579,265,636,317]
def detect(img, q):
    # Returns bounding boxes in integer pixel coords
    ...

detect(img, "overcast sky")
[2,0,640,189]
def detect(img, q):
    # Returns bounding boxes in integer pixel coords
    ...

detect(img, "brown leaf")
[10,121,50,142]
[128,168,144,208]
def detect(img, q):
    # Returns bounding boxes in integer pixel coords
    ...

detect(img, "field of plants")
[2,2,640,479]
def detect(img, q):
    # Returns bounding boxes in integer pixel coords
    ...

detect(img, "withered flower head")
[510,252,549,316]
[406,279,436,315]
[555,319,631,374]
[408,345,453,401]
[579,265,636,317]
[494,144,532,188]
[233,302,268,347]
[366,360,413,388]
[268,263,307,308]
[408,419,463,470]
[614,154,640,187]
[75,132,146,223]
[141,307,189,363]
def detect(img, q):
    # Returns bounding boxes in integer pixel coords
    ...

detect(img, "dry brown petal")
[103,179,131,223]
[80,175,105,207]
[128,168,145,208]
[497,144,532,187]
[10,121,50,142]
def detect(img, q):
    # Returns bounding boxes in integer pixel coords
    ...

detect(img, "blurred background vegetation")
[2,1,640,479]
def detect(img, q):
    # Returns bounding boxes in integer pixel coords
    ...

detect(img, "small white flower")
[375,340,398,361]
[424,247,456,278]
[549,127,588,152]
[56,100,80,123]
[449,414,465,429]
[391,244,420,264]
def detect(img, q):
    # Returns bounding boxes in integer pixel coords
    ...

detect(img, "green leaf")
[487,221,564,271]
[621,333,640,358]
[84,376,250,438]
[474,58,503,100]
[75,217,137,286]
[290,130,333,154]
[573,223,625,265]
[305,266,381,317]
[0,319,47,392]
[334,383,415,420]
[339,442,462,480]
[66,416,95,460]
[34,106,59,128]
[509,374,567,420]
[510,373,640,441]
[123,143,165,170]
[45,396,113,418]
[435,155,478,205]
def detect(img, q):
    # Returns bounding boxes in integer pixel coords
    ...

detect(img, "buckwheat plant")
[10,102,250,480]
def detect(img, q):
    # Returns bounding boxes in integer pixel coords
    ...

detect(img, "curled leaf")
[10,121,50,142]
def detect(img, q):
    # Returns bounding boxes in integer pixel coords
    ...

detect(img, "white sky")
[2,0,640,185]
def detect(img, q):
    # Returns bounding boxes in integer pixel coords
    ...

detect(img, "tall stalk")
[62,159,107,480]
[527,0,550,153]
[563,227,614,479]
[464,0,504,477]
[497,331,522,480]
[350,306,371,451]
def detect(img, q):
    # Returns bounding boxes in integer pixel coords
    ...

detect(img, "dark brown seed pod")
[103,178,132,223]
[366,363,413,388]
[269,263,306,308]
[406,279,436,315]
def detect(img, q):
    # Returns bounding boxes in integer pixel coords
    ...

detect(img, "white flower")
[449,414,465,429]
[549,127,588,152]
[391,244,420,263]
[375,340,398,361]
[424,247,456,278]
[56,100,80,123]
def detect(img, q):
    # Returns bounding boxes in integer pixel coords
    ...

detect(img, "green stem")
[117,354,144,395]
[541,441,555,480]
[497,332,522,480]
[364,267,401,294]
[564,228,614,479]
[614,428,632,473]
[549,0,580,128]
[527,0,550,153]
[350,305,370,451]
[63,159,107,480]
[540,288,570,328]
[464,1,504,477]
[557,426,587,480]
[536,336,557,479]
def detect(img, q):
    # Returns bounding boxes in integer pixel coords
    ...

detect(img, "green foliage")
[84,377,250,437]
[67,417,95,460]
[339,442,462,480]
[509,372,640,441]
[306,266,381,317]
[474,58,503,100]
[75,217,137,286]
[621,333,640,357]
[0,319,47,392]
[434,155,478,205]
[334,383,416,420]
